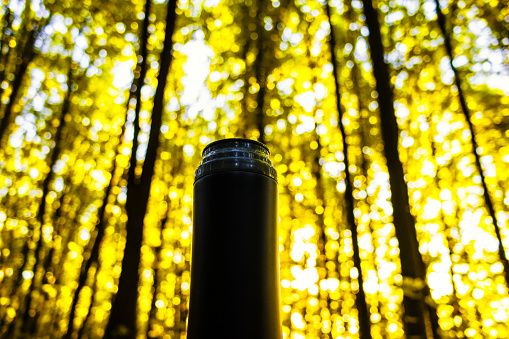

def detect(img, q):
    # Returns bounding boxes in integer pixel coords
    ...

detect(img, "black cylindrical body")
[187,138,282,339]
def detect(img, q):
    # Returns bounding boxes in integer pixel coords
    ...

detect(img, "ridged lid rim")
[195,138,277,182]
[201,138,270,156]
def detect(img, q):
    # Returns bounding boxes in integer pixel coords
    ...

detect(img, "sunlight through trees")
[0,0,508,338]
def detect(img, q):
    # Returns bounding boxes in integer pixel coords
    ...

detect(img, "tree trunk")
[313,137,335,331]
[0,27,37,144]
[1,61,74,339]
[361,0,434,337]
[66,0,152,336]
[104,0,177,337]
[20,64,74,334]
[146,148,182,338]
[325,2,371,337]
[77,264,100,339]
[237,4,251,140]
[128,0,152,186]
[0,6,13,101]
[253,0,266,144]
[433,0,509,286]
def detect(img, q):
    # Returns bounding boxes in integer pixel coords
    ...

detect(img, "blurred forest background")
[0,0,508,338]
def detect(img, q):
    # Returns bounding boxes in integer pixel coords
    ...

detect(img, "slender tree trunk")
[426,118,467,336]
[128,0,152,185]
[20,64,74,334]
[0,5,12,49]
[33,190,69,335]
[237,3,254,139]
[77,264,100,339]
[171,265,186,338]
[146,203,168,339]
[253,0,266,144]
[312,136,336,325]
[0,6,13,99]
[0,1,25,116]
[0,27,37,144]
[433,0,509,286]
[0,0,43,143]
[1,62,74,339]
[146,150,181,338]
[64,184,109,336]
[360,0,435,337]
[104,0,177,337]
[146,247,162,339]
[64,103,128,339]
[325,2,371,337]
[36,67,73,225]
[65,0,153,336]
[238,0,268,142]
[354,61,390,336]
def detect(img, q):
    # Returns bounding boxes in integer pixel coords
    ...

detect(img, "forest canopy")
[0,0,509,338]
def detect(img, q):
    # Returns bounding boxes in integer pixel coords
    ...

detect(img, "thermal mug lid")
[195,138,277,182]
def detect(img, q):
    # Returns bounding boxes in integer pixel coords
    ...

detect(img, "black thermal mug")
[187,138,282,339]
